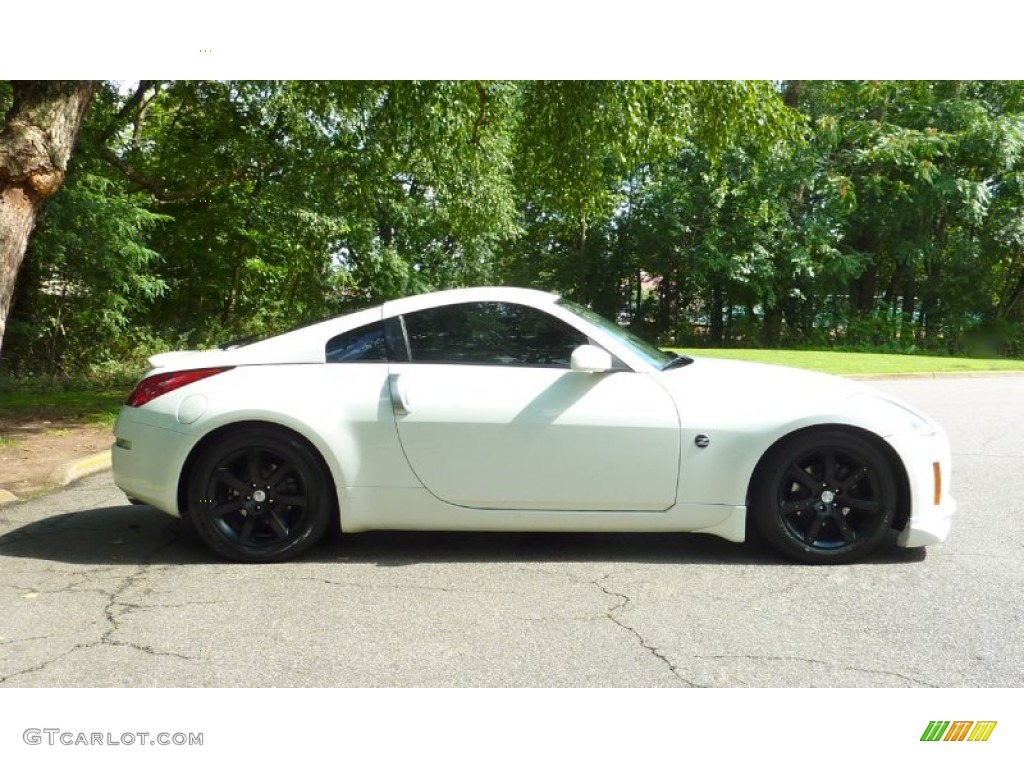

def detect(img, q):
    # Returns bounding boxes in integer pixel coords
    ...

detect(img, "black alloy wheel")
[187,426,332,562]
[754,430,898,564]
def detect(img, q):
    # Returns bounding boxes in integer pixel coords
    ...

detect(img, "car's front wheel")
[187,426,333,562]
[753,430,898,564]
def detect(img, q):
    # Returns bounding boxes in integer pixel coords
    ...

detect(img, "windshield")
[556,298,673,369]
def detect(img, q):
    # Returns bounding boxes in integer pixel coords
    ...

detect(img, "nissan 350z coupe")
[113,286,955,564]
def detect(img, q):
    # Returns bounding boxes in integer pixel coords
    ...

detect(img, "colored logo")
[921,721,997,742]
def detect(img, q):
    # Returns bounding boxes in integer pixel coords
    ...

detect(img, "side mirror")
[570,344,614,373]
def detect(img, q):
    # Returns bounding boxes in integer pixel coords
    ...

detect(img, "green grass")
[0,389,124,424]
[668,348,1024,376]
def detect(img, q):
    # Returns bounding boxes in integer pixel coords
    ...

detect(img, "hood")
[658,356,942,438]
[658,356,873,429]
[663,355,866,397]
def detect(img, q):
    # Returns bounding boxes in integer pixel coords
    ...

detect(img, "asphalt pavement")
[0,376,1021,687]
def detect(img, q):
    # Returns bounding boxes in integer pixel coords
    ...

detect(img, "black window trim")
[385,315,410,362]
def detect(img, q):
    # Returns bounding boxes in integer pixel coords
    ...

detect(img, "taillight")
[126,367,234,407]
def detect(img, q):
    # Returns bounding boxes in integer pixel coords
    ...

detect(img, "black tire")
[753,430,898,564]
[186,425,333,562]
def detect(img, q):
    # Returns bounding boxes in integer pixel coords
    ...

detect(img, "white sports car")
[112,286,955,564]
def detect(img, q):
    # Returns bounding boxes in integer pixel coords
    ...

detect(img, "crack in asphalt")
[112,599,224,614]
[257,572,550,598]
[0,646,83,686]
[0,536,198,685]
[594,575,699,687]
[585,573,935,688]
[698,654,937,687]
[0,634,55,646]
[312,577,459,593]
[93,534,202,663]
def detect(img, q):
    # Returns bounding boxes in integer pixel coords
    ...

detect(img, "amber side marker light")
[933,462,942,505]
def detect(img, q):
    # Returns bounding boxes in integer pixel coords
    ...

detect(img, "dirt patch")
[0,417,112,498]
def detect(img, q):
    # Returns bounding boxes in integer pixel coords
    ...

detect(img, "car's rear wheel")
[753,430,898,564]
[187,426,332,562]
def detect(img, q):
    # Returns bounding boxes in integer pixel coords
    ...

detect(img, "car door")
[386,300,681,511]
[319,318,422,490]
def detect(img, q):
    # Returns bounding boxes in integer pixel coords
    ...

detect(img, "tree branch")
[471,80,490,147]
[97,144,248,202]
[101,80,159,142]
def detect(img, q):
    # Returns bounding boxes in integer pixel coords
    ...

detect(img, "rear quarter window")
[326,322,388,362]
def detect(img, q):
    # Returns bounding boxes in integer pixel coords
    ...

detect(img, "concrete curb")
[0,451,112,506]
[47,450,113,488]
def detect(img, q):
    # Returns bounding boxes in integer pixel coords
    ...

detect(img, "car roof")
[148,287,563,369]
[381,286,560,318]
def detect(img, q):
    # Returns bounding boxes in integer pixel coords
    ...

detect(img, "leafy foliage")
[2,79,1023,375]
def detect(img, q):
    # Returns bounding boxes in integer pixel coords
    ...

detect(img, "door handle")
[389,373,411,415]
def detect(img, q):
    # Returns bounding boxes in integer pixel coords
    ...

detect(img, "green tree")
[15,79,1022,375]
[798,81,1024,352]
[503,80,795,322]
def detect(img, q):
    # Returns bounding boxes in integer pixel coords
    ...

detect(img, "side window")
[402,302,587,367]
[326,322,388,363]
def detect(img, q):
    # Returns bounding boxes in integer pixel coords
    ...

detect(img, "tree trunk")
[921,255,944,346]
[764,304,784,346]
[709,280,724,344]
[900,275,916,339]
[850,261,878,315]
[0,80,96,357]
